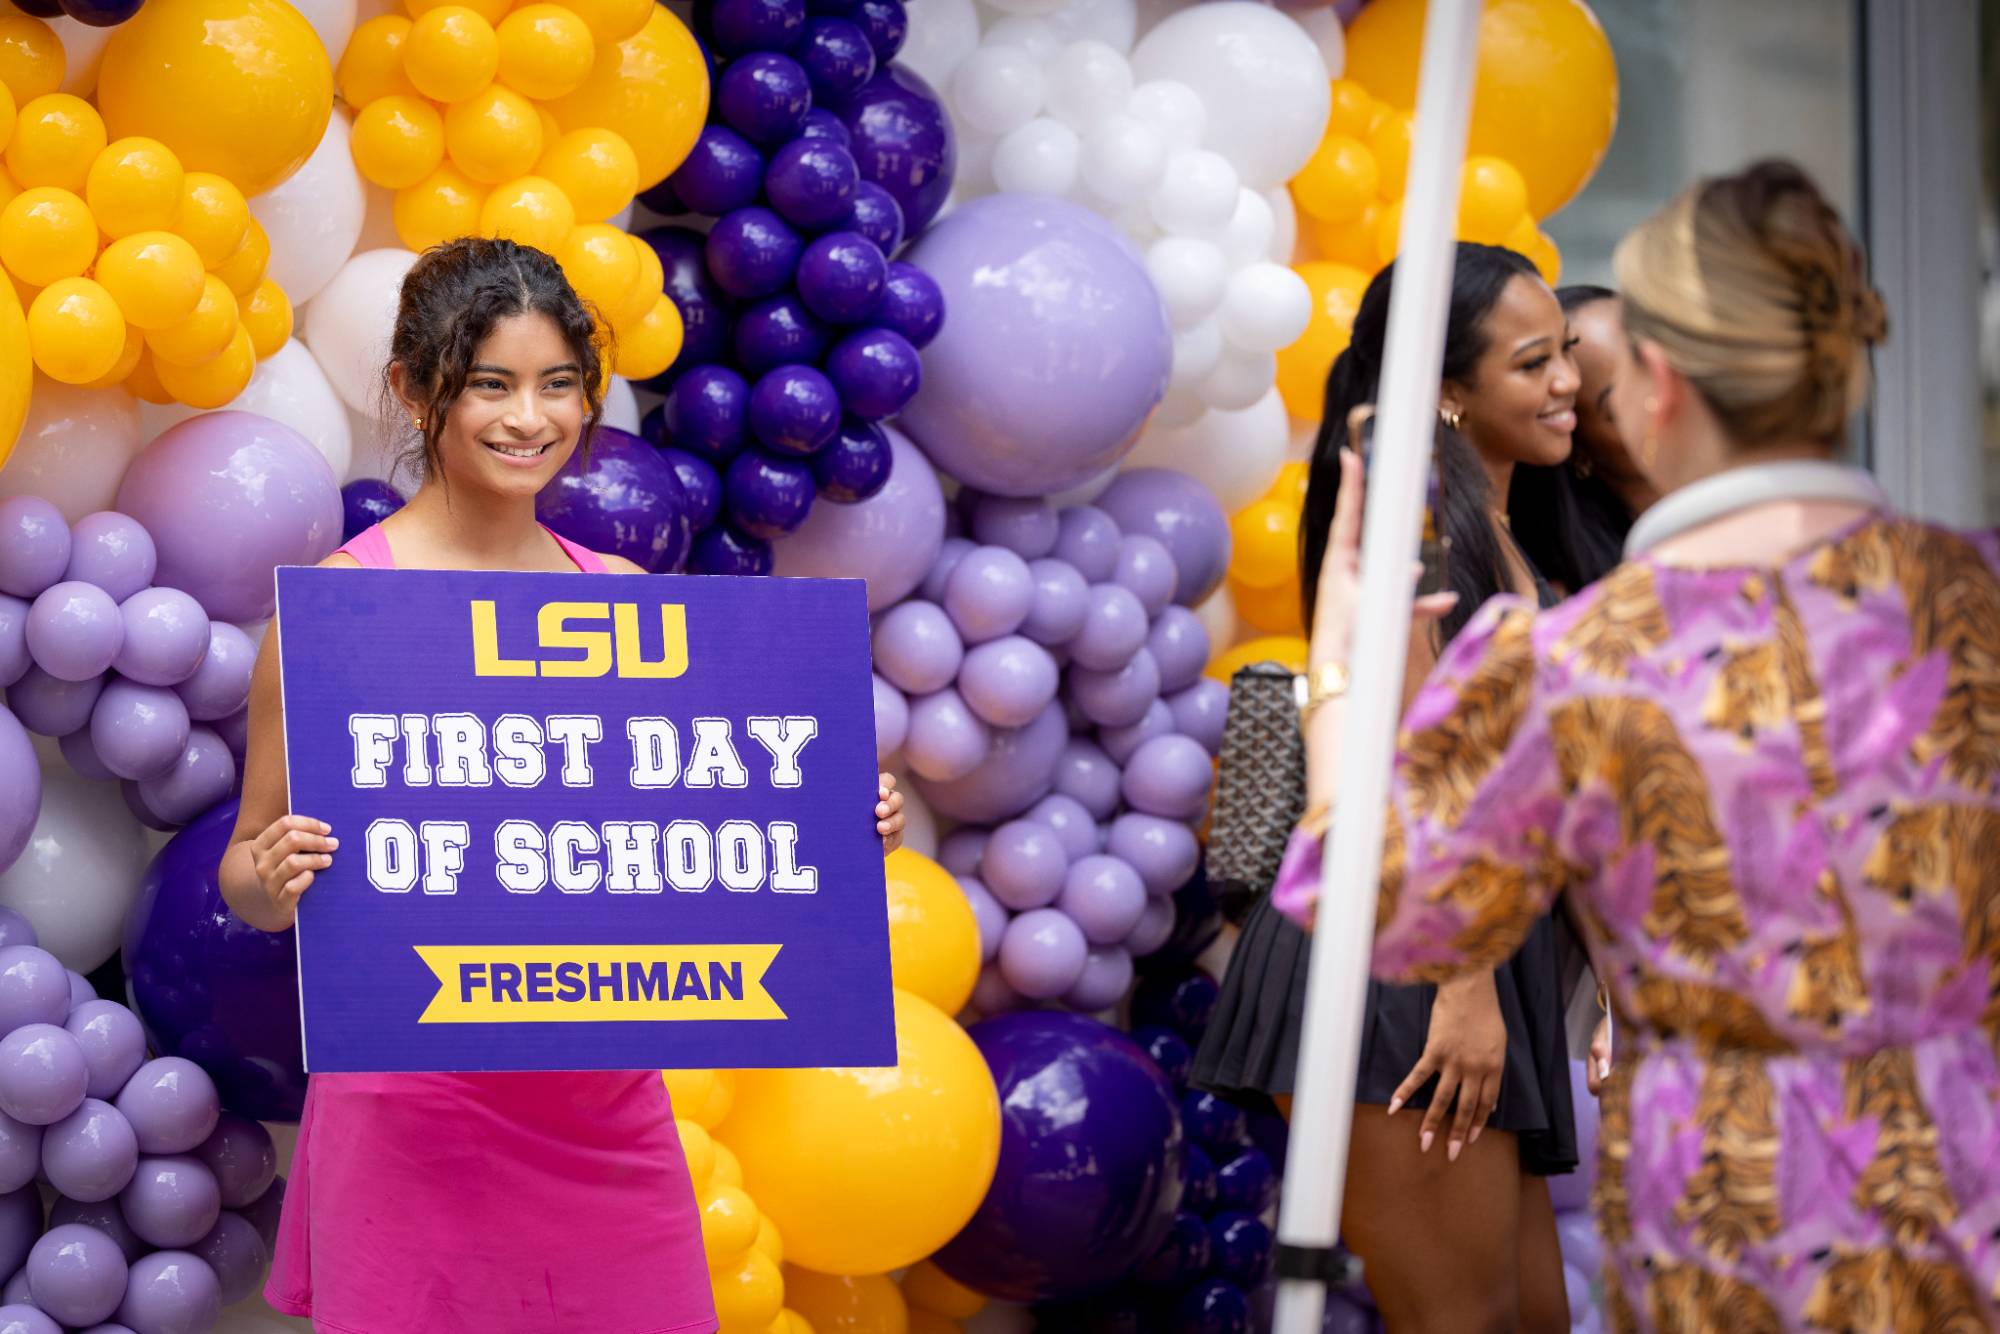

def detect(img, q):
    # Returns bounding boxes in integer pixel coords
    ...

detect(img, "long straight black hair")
[1301,243,1540,645]
[1507,284,1634,593]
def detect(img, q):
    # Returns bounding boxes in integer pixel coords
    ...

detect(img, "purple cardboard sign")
[275,566,894,1073]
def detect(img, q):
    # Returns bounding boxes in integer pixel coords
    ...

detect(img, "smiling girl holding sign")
[217,237,906,1334]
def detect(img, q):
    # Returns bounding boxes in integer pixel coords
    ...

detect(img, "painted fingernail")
[1385,1097,1403,1116]
[1470,1125,1482,1145]
[1448,1139,1462,1162]
[1419,1130,1434,1154]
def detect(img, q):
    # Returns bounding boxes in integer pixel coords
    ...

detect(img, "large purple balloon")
[123,802,305,1122]
[835,64,952,234]
[0,708,37,873]
[536,426,691,572]
[933,1011,1183,1302]
[769,425,942,611]
[638,228,731,382]
[113,412,341,624]
[1095,470,1232,609]
[900,196,1170,497]
[913,697,1067,823]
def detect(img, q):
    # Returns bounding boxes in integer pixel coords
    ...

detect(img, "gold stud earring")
[413,417,424,430]
[1440,407,1462,431]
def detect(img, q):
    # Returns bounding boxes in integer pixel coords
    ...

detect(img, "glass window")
[1980,0,2000,519]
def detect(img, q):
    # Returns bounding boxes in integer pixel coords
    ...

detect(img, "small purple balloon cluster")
[634,0,954,575]
[7,0,143,27]
[0,497,255,863]
[0,907,282,1334]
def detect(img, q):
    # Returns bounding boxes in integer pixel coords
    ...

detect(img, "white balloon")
[1167,318,1223,388]
[344,407,409,484]
[45,15,112,97]
[953,130,998,199]
[230,342,359,479]
[1144,236,1227,330]
[301,248,419,415]
[0,376,143,522]
[1080,112,1165,206]
[1264,185,1299,263]
[602,376,641,434]
[1211,189,1276,269]
[1219,262,1312,353]
[952,44,1046,138]
[1044,40,1133,129]
[0,763,148,973]
[1148,149,1240,235]
[1151,383,1205,430]
[356,182,402,253]
[991,118,1080,197]
[899,0,980,90]
[286,0,358,68]
[1193,583,1238,651]
[1043,0,1138,53]
[982,15,1061,64]
[1125,387,1287,512]
[1290,5,1347,78]
[1199,346,1277,411]
[1128,79,1206,154]
[1131,2,1332,189]
[251,111,366,304]
[984,0,1066,13]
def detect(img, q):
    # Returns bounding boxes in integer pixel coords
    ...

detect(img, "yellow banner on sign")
[413,944,786,1024]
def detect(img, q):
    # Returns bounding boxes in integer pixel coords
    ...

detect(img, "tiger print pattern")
[1396,610,1535,828]
[1699,582,1839,797]
[1802,1250,1988,1333]
[1864,805,2000,1031]
[1844,1049,1959,1247]
[1647,1261,1784,1334]
[1678,1058,1782,1258]
[1555,561,1671,678]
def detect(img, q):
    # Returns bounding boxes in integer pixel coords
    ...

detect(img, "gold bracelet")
[1300,661,1350,719]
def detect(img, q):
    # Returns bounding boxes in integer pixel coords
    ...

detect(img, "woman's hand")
[1389,972,1506,1163]
[249,814,336,930]
[1587,1014,1613,1095]
[877,773,905,855]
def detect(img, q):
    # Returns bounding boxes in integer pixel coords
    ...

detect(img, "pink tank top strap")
[541,525,608,573]
[335,524,395,570]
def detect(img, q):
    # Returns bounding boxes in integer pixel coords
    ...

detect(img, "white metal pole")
[1272,5,1482,1331]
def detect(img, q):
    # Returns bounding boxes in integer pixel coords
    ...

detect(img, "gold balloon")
[0,270,30,466]
[543,5,708,190]
[881,848,981,1016]
[781,1268,908,1334]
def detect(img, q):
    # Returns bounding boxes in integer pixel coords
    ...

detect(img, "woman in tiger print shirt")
[1277,161,2000,1331]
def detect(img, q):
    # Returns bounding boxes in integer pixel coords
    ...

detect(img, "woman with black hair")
[1195,243,1580,1332]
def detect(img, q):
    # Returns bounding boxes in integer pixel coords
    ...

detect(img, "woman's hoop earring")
[1440,407,1462,431]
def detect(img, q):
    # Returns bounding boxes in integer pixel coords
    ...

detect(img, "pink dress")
[266,522,717,1334]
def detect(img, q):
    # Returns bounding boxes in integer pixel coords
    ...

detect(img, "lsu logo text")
[471,600,688,679]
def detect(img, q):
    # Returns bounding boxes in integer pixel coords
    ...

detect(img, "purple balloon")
[1070,645,1160,729]
[1059,854,1147,945]
[1028,793,1099,862]
[211,707,247,759]
[1122,734,1213,821]
[748,365,842,455]
[969,960,1020,1015]
[40,1099,138,1204]
[1107,814,1201,896]
[959,635,1058,728]
[1062,944,1133,1012]
[114,1250,220,1334]
[27,1223,127,1327]
[824,326,920,419]
[90,679,189,780]
[0,598,27,689]
[0,498,70,599]
[123,781,175,834]
[0,1304,56,1334]
[48,1198,141,1266]
[717,52,813,145]
[841,180,903,254]
[798,16,875,100]
[638,227,731,380]
[1070,583,1149,672]
[871,672,906,759]
[119,1156,220,1249]
[9,664,101,737]
[66,969,95,1007]
[903,687,988,782]
[65,1002,146,1103]
[135,725,235,827]
[112,588,207,688]
[0,1187,36,1284]
[339,479,403,543]
[657,449,722,532]
[836,64,952,234]
[63,514,155,604]
[25,581,121,682]
[1114,535,1179,617]
[192,1211,266,1306]
[901,196,1168,496]
[723,451,816,537]
[0,1114,35,1194]
[1557,1210,1601,1274]
[838,0,906,59]
[0,913,32,951]
[688,524,773,577]
[1100,698,1174,766]
[194,1115,276,1211]
[762,138,860,231]
[808,416,892,502]
[771,425,942,608]
[797,106,850,145]
[937,828,987,876]
[1126,895,1176,956]
[875,261,944,348]
[918,536,972,603]
[114,1059,219,1157]
[1054,506,1122,582]
[957,876,1005,962]
[1096,469,1232,609]
[911,698,1066,823]
[538,426,691,572]
[705,206,804,300]
[796,231,886,324]
[671,125,767,216]
[1147,607,1210,695]
[999,907,1086,999]
[663,365,751,463]
[0,947,68,1034]
[1053,737,1121,820]
[872,601,961,694]
[1167,678,1229,755]
[968,496,1057,559]
[113,412,341,623]
[236,1177,284,1251]
[0,1023,87,1126]
[172,624,253,723]
[733,294,830,377]
[981,819,1067,911]
[708,0,805,54]
[1020,558,1088,647]
[942,546,1032,644]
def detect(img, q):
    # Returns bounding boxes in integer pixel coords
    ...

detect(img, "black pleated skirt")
[1190,892,1579,1177]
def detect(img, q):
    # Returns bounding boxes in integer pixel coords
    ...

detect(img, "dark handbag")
[1207,661,1309,925]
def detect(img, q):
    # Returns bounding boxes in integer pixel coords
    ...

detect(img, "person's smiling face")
[1446,274,1580,470]
[431,312,587,498]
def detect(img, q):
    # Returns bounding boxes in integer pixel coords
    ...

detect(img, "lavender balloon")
[872,601,962,695]
[172,625,253,722]
[980,819,1067,912]
[967,496,1057,559]
[999,908,1088,1000]
[942,547,1032,644]
[1054,506,1122,582]
[64,513,157,604]
[1122,734,1214,821]
[114,412,341,623]
[1028,793,1100,862]
[41,1098,138,1202]
[51,1196,144,1263]
[1147,607,1210,695]
[25,582,122,682]
[0,1305,56,1334]
[0,913,32,950]
[0,1024,87,1125]
[912,698,1067,823]
[112,588,208,688]
[870,673,906,761]
[918,536,972,603]
[1053,738,1122,821]
[959,876,1005,962]
[1059,855,1148,945]
[1107,814,1201,896]
[28,1223,128,1326]
[136,725,236,826]
[0,712,35,874]
[0,1187,37,1281]
[902,688,988,783]
[1096,469,1232,609]
[1062,945,1134,1012]
[118,1156,220,1249]
[1021,559,1088,647]
[114,1059,220,1157]
[937,829,987,876]
[66,970,95,1007]
[1167,678,1229,755]
[1070,648,1161,729]
[771,424,943,609]
[114,1250,220,1334]
[191,1211,265,1306]
[0,947,69,1033]
[969,961,1020,1016]
[536,426,691,572]
[1069,584,1149,672]
[0,498,70,599]
[237,1178,283,1251]
[0,1115,36,1194]
[191,1117,274,1214]
[958,635,1058,729]
[89,680,189,782]
[1114,535,1179,617]
[0,598,27,690]
[837,64,953,233]
[64,1002,145,1103]
[1100,699,1174,766]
